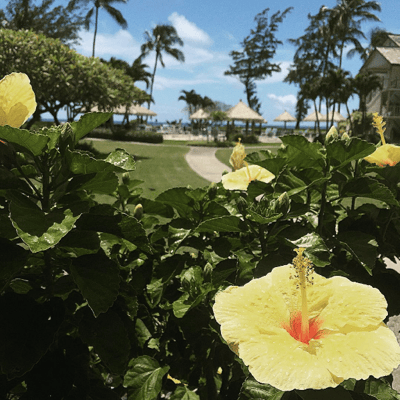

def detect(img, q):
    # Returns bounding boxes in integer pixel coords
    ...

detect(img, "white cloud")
[261,61,292,85]
[267,93,297,108]
[153,75,217,90]
[168,12,212,46]
[74,30,140,61]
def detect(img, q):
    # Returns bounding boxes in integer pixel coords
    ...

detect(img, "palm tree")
[348,27,391,61]
[129,57,152,89]
[329,0,381,68]
[140,24,185,109]
[353,71,382,132]
[83,0,128,57]
[178,89,202,117]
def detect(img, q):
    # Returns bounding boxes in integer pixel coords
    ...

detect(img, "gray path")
[185,146,230,182]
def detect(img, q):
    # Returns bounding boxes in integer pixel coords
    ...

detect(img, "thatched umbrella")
[226,100,264,135]
[189,108,210,120]
[327,110,346,122]
[189,108,210,135]
[303,110,325,133]
[273,110,297,129]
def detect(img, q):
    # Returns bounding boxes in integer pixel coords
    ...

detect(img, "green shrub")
[2,108,400,399]
[88,127,163,143]
[231,133,259,144]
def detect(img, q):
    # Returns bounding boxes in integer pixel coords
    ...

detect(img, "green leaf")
[105,148,136,171]
[124,355,169,400]
[238,377,285,400]
[326,137,375,169]
[246,152,287,176]
[170,386,200,400]
[0,125,49,156]
[75,206,152,253]
[280,135,325,170]
[79,308,130,374]
[297,386,353,400]
[80,171,119,194]
[140,198,174,218]
[135,318,152,347]
[8,191,86,253]
[196,215,247,233]
[338,231,378,274]
[70,252,120,316]
[246,210,283,224]
[58,229,100,256]
[0,293,64,378]
[66,149,132,174]
[70,112,112,143]
[40,125,62,151]
[156,187,195,218]
[363,378,400,400]
[341,177,399,206]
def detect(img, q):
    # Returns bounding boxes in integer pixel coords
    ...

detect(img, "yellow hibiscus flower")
[0,72,36,128]
[213,248,400,391]
[364,113,400,167]
[222,163,275,190]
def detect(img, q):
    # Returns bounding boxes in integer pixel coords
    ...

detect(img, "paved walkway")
[185,146,230,183]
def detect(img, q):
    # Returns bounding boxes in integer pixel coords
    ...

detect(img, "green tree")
[178,89,202,117]
[83,0,128,57]
[141,24,185,110]
[0,0,85,45]
[225,7,292,111]
[353,71,382,132]
[101,56,152,89]
[0,29,144,124]
[329,0,381,68]
[129,56,152,89]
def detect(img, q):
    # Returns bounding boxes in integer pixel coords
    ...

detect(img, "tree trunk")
[148,52,158,110]
[92,6,99,57]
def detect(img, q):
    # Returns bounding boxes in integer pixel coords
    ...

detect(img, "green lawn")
[84,139,210,199]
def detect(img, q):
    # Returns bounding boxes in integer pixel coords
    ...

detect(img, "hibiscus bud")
[122,172,130,185]
[276,192,290,215]
[341,132,350,141]
[236,196,248,215]
[133,203,143,220]
[325,126,338,144]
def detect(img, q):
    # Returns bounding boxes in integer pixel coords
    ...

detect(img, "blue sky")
[69,0,398,126]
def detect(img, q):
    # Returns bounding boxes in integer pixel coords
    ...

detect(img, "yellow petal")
[317,324,400,381]
[364,144,400,167]
[238,333,342,391]
[0,72,36,128]
[221,165,275,190]
[315,276,388,330]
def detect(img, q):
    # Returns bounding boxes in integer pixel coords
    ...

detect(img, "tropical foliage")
[0,29,146,124]
[286,0,382,128]
[2,72,400,398]
[0,0,85,45]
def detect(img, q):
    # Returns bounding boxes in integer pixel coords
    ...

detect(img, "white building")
[360,34,400,141]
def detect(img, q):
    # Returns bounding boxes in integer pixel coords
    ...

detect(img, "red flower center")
[379,158,396,167]
[282,311,327,345]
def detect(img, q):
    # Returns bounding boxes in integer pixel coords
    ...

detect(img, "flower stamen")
[372,112,386,145]
[291,248,314,343]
